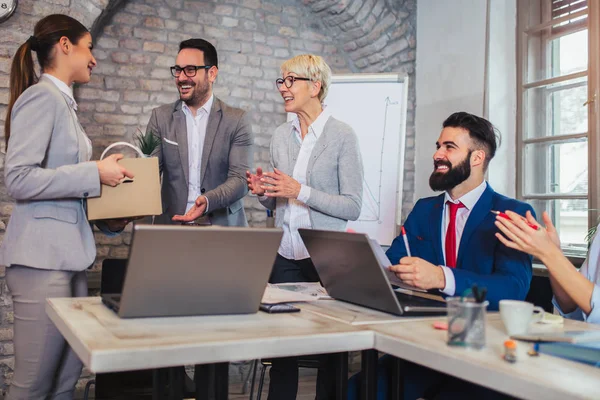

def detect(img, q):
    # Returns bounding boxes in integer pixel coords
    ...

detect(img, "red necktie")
[445,201,465,268]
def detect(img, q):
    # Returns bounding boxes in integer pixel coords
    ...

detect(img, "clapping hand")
[246,167,265,196]
[260,168,301,199]
[495,210,560,259]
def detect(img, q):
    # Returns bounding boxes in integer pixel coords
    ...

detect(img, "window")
[517,0,600,258]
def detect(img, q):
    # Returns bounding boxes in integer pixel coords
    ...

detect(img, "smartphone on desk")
[260,303,300,313]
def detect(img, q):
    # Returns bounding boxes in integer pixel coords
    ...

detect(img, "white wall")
[415,0,517,201]
[487,0,517,197]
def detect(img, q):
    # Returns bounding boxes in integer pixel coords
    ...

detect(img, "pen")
[401,226,412,257]
[491,210,539,231]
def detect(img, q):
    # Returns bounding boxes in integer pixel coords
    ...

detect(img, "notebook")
[512,330,600,343]
[535,340,600,366]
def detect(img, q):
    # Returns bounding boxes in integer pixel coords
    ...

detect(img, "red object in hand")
[491,210,539,231]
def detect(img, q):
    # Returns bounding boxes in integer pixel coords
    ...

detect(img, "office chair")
[248,357,321,400]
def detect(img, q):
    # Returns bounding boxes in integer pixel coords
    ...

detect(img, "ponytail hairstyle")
[4,14,89,148]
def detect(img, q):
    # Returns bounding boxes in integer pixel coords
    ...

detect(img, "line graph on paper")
[359,97,399,223]
[324,75,407,246]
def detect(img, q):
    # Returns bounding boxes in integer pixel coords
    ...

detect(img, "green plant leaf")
[134,128,160,156]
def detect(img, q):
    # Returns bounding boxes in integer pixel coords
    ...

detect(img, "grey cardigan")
[259,117,363,231]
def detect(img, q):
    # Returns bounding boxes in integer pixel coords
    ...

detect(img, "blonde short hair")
[280,54,332,102]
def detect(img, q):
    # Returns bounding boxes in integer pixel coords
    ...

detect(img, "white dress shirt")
[554,223,600,324]
[439,180,488,295]
[43,73,92,161]
[277,108,331,260]
[182,95,213,213]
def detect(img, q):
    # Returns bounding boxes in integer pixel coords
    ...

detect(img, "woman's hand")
[246,167,265,196]
[260,168,301,199]
[103,218,136,232]
[494,210,560,260]
[97,154,134,187]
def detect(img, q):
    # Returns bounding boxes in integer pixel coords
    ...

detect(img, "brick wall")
[0,0,415,393]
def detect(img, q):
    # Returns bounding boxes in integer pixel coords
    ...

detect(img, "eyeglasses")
[170,65,212,78]
[275,76,311,89]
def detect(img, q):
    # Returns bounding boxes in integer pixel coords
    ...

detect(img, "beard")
[178,77,210,108]
[429,151,472,192]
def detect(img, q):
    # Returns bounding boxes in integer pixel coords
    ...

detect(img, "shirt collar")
[291,107,331,139]
[444,180,487,211]
[182,94,214,117]
[43,73,77,110]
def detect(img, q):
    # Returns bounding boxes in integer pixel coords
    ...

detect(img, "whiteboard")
[324,74,408,246]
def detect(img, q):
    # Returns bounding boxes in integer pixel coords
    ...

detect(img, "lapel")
[173,101,189,184]
[40,76,85,163]
[305,119,331,174]
[456,183,494,267]
[200,98,222,185]
[430,194,446,265]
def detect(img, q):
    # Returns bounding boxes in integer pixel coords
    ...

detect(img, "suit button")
[201,188,206,194]
[83,192,89,198]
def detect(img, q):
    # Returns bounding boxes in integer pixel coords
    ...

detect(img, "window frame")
[516,0,599,261]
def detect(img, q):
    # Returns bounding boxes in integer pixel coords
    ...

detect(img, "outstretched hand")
[172,196,208,223]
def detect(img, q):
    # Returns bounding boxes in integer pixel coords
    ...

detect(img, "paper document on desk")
[369,239,427,293]
[271,282,331,300]
[262,285,320,304]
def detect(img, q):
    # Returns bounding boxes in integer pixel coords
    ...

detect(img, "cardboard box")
[87,157,163,220]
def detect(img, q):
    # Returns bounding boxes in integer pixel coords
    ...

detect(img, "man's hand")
[246,167,265,196]
[389,257,446,290]
[172,196,208,223]
[260,168,301,199]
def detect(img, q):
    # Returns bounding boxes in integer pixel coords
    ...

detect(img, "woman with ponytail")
[1,14,134,400]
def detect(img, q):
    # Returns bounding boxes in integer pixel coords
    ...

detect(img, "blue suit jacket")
[386,183,534,311]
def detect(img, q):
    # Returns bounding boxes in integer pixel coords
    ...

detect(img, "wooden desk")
[46,297,374,400]
[48,297,600,400]
[371,315,600,400]
[46,297,373,373]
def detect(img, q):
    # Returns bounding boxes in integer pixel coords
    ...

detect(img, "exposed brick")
[0,328,12,341]
[165,20,181,30]
[94,113,139,125]
[143,42,166,53]
[214,5,234,15]
[124,91,150,102]
[222,17,239,28]
[131,53,152,64]
[144,17,165,28]
[113,13,141,25]
[111,52,129,64]
[96,103,116,113]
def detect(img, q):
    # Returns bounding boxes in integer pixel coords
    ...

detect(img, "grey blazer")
[0,76,101,271]
[259,117,363,231]
[147,97,253,226]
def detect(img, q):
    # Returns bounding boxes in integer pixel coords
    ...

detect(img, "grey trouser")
[6,265,87,400]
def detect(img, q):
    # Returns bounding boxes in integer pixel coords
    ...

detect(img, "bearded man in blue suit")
[349,112,532,400]
[387,112,533,311]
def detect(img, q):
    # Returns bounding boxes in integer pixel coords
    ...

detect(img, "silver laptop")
[102,225,283,318]
[298,229,447,316]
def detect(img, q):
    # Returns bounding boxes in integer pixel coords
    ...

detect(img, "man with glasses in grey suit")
[146,38,253,226]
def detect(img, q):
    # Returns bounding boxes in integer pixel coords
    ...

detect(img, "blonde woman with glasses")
[247,54,364,400]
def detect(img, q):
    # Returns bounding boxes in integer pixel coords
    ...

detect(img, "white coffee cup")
[499,300,545,336]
